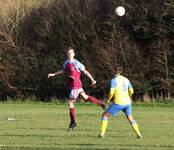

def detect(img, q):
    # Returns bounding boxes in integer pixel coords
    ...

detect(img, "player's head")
[67,47,75,59]
[115,65,123,75]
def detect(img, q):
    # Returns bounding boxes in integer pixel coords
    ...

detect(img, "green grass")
[0,103,174,150]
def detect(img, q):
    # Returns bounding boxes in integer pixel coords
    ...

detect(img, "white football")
[115,6,125,16]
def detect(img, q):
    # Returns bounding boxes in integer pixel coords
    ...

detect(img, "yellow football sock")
[131,121,141,136]
[101,119,108,136]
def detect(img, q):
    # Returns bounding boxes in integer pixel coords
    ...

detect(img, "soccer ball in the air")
[115,6,125,16]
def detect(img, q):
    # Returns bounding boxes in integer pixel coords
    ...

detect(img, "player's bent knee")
[80,92,88,100]
[102,112,110,118]
[127,115,134,122]
[68,100,75,108]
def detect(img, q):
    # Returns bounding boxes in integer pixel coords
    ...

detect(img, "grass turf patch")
[0,103,174,149]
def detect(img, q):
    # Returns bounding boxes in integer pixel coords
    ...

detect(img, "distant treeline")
[0,0,174,102]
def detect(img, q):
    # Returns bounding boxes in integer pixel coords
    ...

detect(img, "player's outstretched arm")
[83,70,96,85]
[48,70,64,78]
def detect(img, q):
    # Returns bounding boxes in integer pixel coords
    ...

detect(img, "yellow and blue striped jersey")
[107,75,134,105]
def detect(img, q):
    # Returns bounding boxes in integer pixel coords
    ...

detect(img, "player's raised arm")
[48,70,64,78]
[83,69,96,85]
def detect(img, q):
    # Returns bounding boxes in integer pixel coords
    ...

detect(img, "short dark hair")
[115,65,123,74]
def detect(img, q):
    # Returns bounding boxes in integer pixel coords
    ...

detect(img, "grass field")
[0,102,174,150]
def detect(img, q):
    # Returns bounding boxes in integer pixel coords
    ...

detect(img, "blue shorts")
[106,103,132,116]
